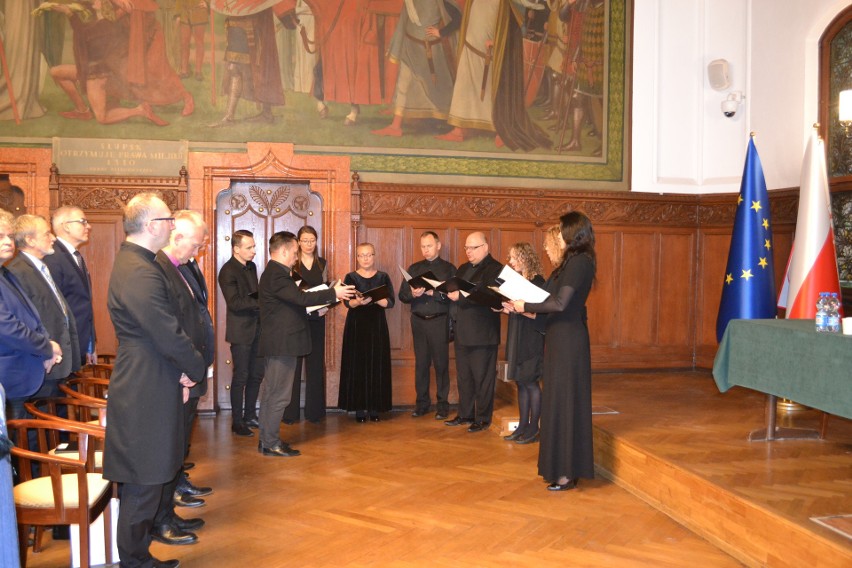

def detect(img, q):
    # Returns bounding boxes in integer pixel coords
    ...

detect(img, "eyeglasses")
[299,239,317,245]
[464,244,485,251]
[64,219,89,226]
[149,217,176,225]
[357,253,375,258]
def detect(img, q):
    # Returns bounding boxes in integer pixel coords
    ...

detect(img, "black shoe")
[173,492,206,508]
[177,475,213,497]
[153,559,181,568]
[444,416,473,426]
[370,415,380,422]
[151,523,198,545]
[411,408,429,417]
[503,429,525,441]
[183,462,195,471]
[547,478,578,491]
[515,432,540,444]
[467,422,489,433]
[232,423,253,437]
[434,412,448,421]
[170,514,205,531]
[244,417,260,429]
[260,442,301,457]
[356,416,367,423]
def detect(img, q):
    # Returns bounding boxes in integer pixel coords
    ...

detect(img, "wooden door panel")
[84,214,124,357]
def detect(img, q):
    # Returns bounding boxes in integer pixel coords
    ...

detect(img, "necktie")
[40,263,69,323]
[74,250,92,290]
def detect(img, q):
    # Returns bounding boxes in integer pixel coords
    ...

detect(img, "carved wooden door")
[214,179,322,410]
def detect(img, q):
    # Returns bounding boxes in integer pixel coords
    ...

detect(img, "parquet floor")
[24,370,850,567]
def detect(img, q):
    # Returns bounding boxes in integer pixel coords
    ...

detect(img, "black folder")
[357,284,390,303]
[435,276,476,295]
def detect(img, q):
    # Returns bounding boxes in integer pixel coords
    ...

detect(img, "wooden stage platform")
[24,371,851,567]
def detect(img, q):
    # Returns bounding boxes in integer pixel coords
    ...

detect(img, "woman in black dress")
[512,212,596,491]
[501,242,546,445]
[338,243,395,422]
[283,226,329,424]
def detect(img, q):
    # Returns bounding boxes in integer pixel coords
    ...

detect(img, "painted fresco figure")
[435,0,551,151]
[40,1,170,125]
[371,0,462,137]
[175,0,210,80]
[209,5,286,127]
[0,0,46,121]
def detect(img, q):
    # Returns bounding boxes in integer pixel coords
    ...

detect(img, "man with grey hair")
[44,205,96,366]
[7,214,81,401]
[105,193,206,568]
[0,209,61,420]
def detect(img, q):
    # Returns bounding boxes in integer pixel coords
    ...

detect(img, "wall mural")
[0,0,631,189]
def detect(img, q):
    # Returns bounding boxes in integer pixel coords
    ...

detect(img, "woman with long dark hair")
[512,211,596,491]
[283,226,329,424]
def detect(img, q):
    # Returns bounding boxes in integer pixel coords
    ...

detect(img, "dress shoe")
[151,523,198,545]
[173,492,205,508]
[370,415,380,422]
[411,409,429,417]
[152,558,180,568]
[231,423,253,437]
[547,478,578,491]
[444,416,473,426]
[183,462,195,471]
[260,442,301,457]
[467,422,489,433]
[170,514,205,531]
[244,417,260,429]
[177,475,213,497]
[356,416,367,423]
[503,429,525,441]
[515,432,540,444]
[434,412,448,421]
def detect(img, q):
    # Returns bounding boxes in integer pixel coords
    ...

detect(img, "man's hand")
[334,282,356,300]
[86,351,98,366]
[179,373,197,389]
[411,286,426,298]
[447,290,460,302]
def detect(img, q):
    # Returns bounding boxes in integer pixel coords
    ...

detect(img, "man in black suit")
[7,215,81,401]
[398,231,457,420]
[104,193,206,568]
[151,210,212,546]
[256,231,354,456]
[217,230,263,437]
[445,231,503,433]
[0,209,62,420]
[43,206,95,366]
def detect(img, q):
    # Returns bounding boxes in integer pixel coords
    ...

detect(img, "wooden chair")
[96,354,115,365]
[60,377,110,403]
[79,364,114,380]
[25,397,107,429]
[7,419,113,568]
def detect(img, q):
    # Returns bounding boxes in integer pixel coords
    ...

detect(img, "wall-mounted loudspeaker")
[707,59,731,91]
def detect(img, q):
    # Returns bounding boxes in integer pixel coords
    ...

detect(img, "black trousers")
[454,344,498,424]
[117,482,163,567]
[283,318,326,422]
[411,314,450,414]
[229,330,264,424]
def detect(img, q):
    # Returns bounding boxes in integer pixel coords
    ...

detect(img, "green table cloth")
[713,319,852,419]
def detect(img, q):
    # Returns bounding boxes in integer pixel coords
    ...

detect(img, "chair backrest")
[61,377,110,403]
[77,364,114,379]
[7,419,104,481]
[25,397,107,428]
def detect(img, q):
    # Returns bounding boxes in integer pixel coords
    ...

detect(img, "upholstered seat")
[14,473,109,508]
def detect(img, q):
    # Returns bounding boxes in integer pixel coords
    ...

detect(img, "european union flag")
[716,137,777,342]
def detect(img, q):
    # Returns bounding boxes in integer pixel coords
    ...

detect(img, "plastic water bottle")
[827,293,841,333]
[815,292,829,332]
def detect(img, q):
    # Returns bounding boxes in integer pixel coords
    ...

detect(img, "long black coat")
[257,260,337,358]
[7,253,81,381]
[452,254,503,346]
[217,256,260,345]
[104,242,207,485]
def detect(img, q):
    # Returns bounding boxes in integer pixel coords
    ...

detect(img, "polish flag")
[777,130,842,317]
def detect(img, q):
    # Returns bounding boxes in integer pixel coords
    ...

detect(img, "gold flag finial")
[750,131,756,138]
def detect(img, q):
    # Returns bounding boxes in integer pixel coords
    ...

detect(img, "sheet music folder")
[357,284,390,303]
[398,266,439,290]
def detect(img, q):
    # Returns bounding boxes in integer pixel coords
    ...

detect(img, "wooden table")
[713,318,852,441]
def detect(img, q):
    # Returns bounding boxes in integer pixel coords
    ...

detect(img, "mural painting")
[0,0,630,188]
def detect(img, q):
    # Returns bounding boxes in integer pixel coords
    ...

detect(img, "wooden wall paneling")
[656,232,697,347]
[85,214,124,356]
[587,229,618,348]
[619,231,659,345]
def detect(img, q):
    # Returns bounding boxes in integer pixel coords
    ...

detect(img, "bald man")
[445,231,503,432]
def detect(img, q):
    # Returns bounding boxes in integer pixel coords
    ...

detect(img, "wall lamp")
[839,89,852,135]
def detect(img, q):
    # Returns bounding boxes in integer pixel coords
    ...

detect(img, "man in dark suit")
[104,193,206,568]
[0,209,61,419]
[43,206,96,366]
[257,231,354,456]
[152,210,212,546]
[445,231,503,432]
[7,214,81,400]
[217,230,263,437]
[398,231,457,420]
